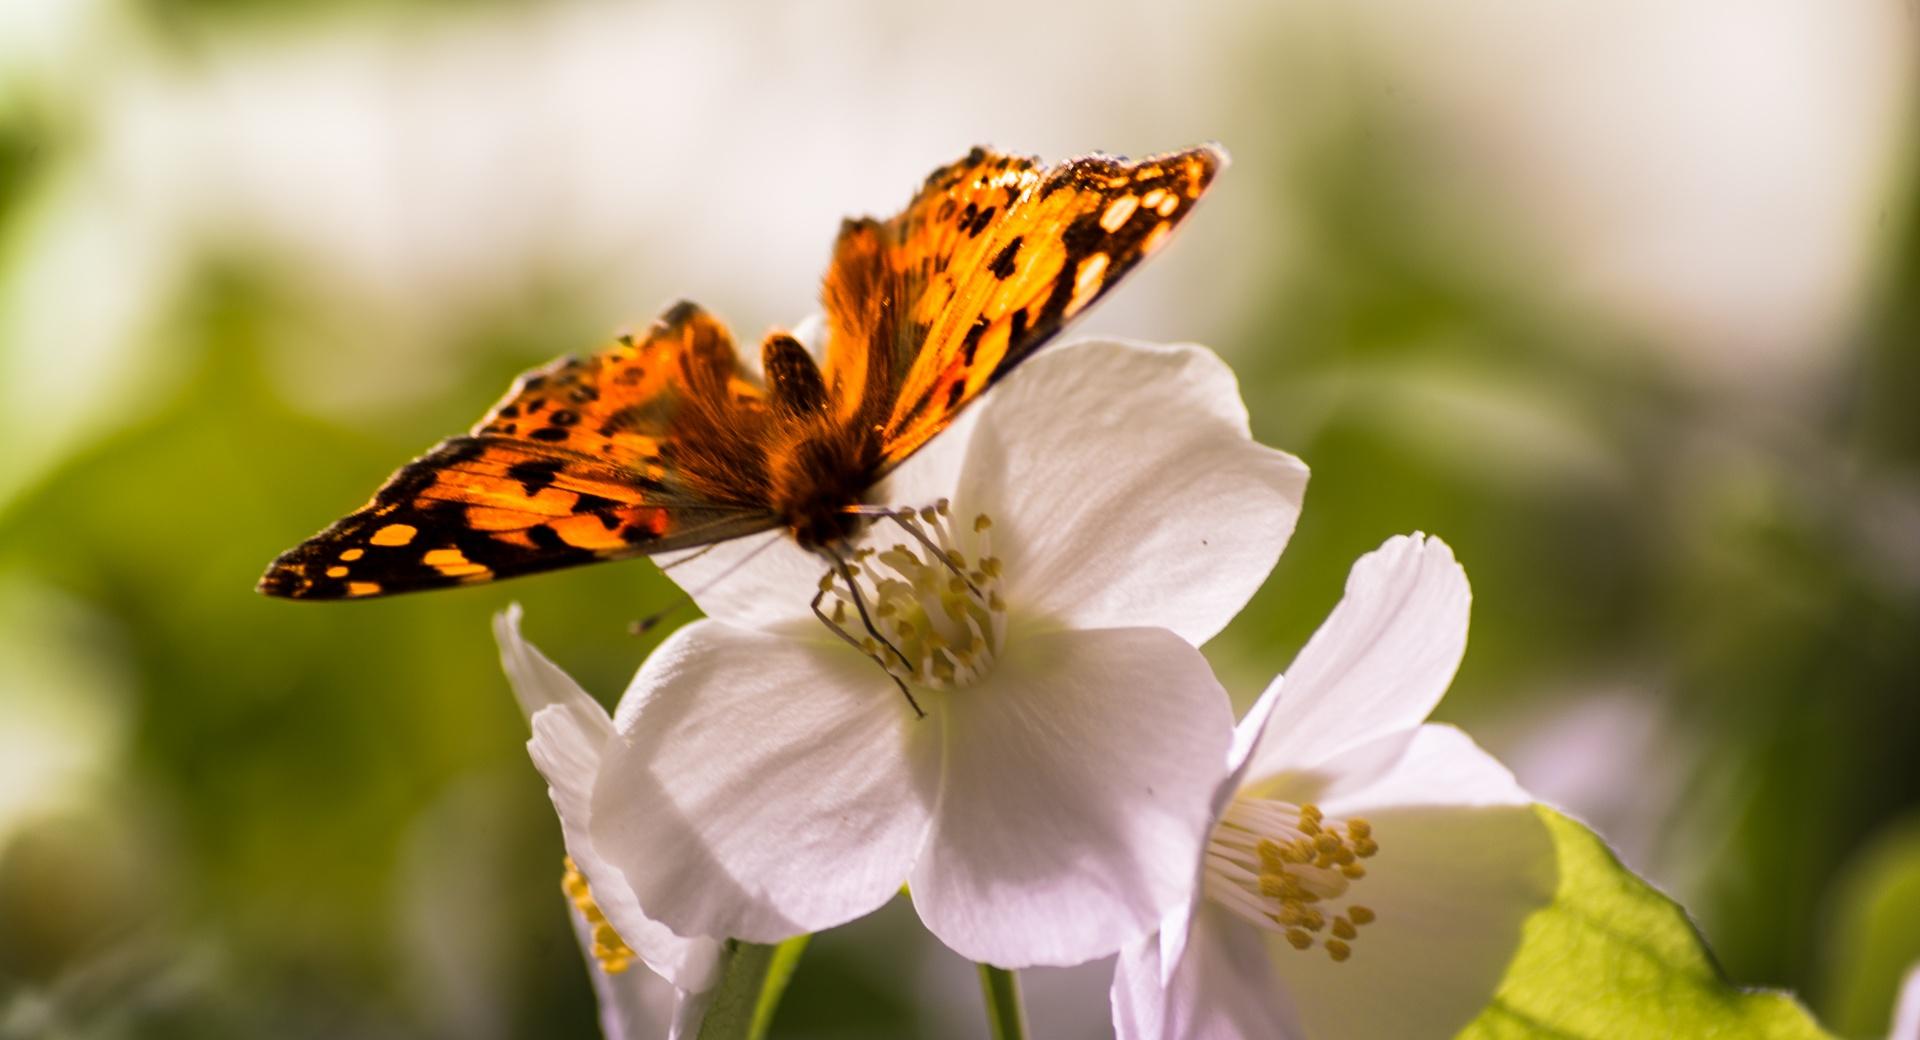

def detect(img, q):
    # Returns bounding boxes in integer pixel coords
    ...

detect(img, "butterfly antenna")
[630,532,783,637]
[846,502,984,600]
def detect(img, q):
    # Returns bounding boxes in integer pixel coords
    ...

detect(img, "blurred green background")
[1,1,1916,1037]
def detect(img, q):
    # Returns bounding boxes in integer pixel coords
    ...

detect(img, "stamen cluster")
[562,857,636,974]
[1203,798,1379,962]
[818,500,1007,691]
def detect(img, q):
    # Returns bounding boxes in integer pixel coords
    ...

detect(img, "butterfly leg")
[886,507,986,600]
[811,582,925,719]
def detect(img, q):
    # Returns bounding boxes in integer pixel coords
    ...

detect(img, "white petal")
[494,603,605,728]
[908,626,1233,967]
[590,620,935,943]
[1263,731,1555,1039]
[1309,723,1536,818]
[563,894,679,1040]
[1239,534,1470,779]
[948,338,1308,646]
[496,610,723,992]
[653,532,822,634]
[1113,906,1306,1040]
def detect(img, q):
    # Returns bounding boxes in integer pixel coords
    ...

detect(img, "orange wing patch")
[846,145,1224,465]
[259,302,780,599]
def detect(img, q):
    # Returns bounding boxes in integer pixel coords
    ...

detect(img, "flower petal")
[652,532,824,634]
[590,620,936,943]
[1309,723,1536,818]
[563,892,680,1040]
[948,338,1308,645]
[1112,906,1307,1040]
[1239,534,1470,779]
[494,603,606,728]
[1263,727,1555,1040]
[909,626,1234,967]
[495,608,723,992]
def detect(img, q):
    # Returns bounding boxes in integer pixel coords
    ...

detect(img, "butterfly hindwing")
[823,145,1224,465]
[258,302,779,599]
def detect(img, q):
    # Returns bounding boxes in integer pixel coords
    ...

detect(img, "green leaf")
[695,936,811,1040]
[1458,808,1831,1039]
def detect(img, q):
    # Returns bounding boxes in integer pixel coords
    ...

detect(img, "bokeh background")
[2,0,1917,1037]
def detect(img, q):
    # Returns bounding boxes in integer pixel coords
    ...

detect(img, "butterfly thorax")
[765,419,880,550]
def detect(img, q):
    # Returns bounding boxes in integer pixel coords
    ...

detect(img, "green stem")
[976,963,1030,1040]
[695,935,811,1040]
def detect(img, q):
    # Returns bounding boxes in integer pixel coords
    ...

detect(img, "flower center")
[1202,797,1379,962]
[562,857,635,974]
[819,500,1007,691]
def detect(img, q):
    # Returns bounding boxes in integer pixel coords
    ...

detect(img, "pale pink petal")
[590,620,936,944]
[1262,726,1555,1040]
[1112,905,1306,1040]
[950,339,1308,646]
[1240,534,1470,780]
[563,893,680,1040]
[909,626,1233,967]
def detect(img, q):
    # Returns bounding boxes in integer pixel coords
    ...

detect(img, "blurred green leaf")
[1819,814,1920,1036]
[1458,809,1830,1040]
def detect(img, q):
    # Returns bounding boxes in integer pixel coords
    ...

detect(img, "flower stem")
[695,935,811,1040]
[975,963,1030,1040]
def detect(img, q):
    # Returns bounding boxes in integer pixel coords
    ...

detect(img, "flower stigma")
[562,856,636,974]
[1203,798,1379,962]
[818,499,1008,692]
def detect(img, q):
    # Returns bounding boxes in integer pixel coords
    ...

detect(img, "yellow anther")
[935,499,951,516]
[1299,817,1322,837]
[561,858,635,975]
[1300,804,1324,822]
[1314,833,1342,854]
[1353,838,1379,858]
[1346,818,1370,839]
[818,572,837,592]
[1285,928,1313,950]
[980,557,1003,578]
[1257,839,1286,872]
[1325,939,1352,962]
[1348,905,1375,925]
[1341,862,1367,880]
[921,506,939,523]
[1331,916,1357,940]
[974,514,992,531]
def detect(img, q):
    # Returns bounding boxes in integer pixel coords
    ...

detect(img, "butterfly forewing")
[827,145,1224,466]
[258,302,779,599]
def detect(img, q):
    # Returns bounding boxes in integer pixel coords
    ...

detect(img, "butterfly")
[259,144,1224,602]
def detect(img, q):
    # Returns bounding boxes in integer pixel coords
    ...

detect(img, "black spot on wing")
[988,236,1022,279]
[507,458,563,496]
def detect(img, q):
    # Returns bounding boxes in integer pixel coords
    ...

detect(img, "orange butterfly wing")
[819,145,1225,465]
[259,302,780,599]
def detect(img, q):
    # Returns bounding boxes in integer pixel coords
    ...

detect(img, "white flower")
[1110,534,1557,1040]
[495,605,724,1039]
[580,337,1309,968]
